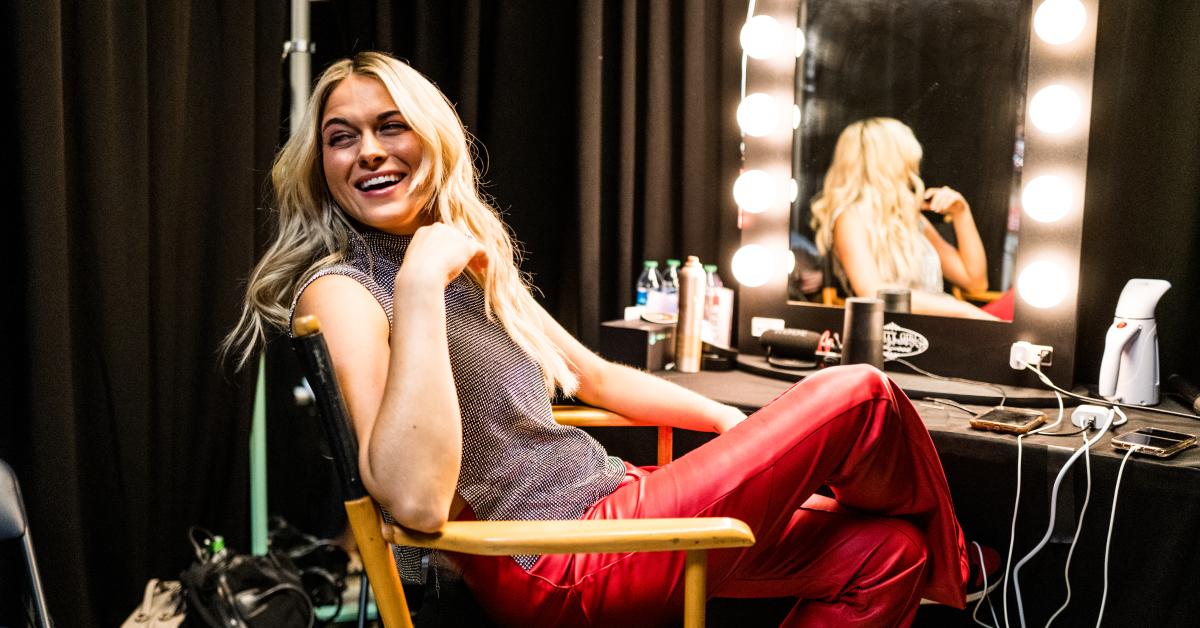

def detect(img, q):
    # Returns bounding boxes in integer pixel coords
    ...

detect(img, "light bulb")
[795,27,807,57]
[740,15,783,60]
[780,249,796,274]
[1029,85,1082,134]
[733,170,776,213]
[732,244,774,287]
[792,104,801,129]
[1022,175,1073,222]
[1017,261,1069,308]
[737,93,779,137]
[1034,0,1086,45]
[788,178,799,203]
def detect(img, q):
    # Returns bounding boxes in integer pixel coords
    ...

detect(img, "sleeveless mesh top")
[290,228,626,582]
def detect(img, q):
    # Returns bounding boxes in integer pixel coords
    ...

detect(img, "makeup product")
[841,297,884,369]
[674,256,705,373]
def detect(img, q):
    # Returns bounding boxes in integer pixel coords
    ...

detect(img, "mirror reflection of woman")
[811,117,1000,320]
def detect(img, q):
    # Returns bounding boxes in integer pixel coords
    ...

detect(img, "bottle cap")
[666,259,681,266]
[643,260,659,268]
[703,264,717,272]
[210,535,226,555]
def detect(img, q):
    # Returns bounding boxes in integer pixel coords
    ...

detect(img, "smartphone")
[969,407,1048,434]
[1111,427,1197,458]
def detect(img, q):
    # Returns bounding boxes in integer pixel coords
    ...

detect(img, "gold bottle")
[675,256,705,373]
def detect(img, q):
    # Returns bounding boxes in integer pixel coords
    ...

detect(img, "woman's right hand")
[397,222,488,288]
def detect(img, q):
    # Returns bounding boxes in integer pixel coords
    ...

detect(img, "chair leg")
[683,550,707,628]
[657,426,673,466]
[21,531,51,628]
[344,497,413,628]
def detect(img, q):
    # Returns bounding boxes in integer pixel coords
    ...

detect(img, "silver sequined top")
[291,228,626,582]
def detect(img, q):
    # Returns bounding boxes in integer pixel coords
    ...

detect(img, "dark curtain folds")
[1,1,284,625]
[1076,0,1200,387]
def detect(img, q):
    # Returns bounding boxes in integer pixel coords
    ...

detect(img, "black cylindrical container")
[877,288,911,313]
[841,297,884,369]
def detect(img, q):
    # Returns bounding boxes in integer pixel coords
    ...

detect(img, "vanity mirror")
[733,0,1098,387]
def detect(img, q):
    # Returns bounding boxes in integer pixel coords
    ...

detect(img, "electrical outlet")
[1010,341,1053,370]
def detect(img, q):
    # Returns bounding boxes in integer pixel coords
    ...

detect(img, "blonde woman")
[811,117,999,320]
[226,52,970,625]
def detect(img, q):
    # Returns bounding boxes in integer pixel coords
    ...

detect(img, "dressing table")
[628,364,1200,626]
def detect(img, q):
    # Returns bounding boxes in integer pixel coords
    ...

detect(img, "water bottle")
[703,265,724,345]
[662,259,681,293]
[675,256,705,372]
[635,260,662,306]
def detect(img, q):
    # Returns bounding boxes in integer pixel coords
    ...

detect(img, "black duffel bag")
[180,527,313,628]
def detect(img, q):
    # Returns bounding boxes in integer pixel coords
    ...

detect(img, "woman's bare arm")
[292,224,483,532]
[537,307,747,434]
[922,187,988,293]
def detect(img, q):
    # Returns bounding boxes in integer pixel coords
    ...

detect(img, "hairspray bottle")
[675,256,705,373]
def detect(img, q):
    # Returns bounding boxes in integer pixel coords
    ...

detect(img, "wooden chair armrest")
[551,405,643,427]
[383,517,755,555]
[951,287,1003,304]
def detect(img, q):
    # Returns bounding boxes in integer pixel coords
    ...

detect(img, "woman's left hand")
[923,186,970,219]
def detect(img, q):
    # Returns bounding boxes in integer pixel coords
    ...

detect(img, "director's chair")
[291,315,754,628]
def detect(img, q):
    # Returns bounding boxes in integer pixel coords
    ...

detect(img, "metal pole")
[251,0,315,557]
[288,0,313,136]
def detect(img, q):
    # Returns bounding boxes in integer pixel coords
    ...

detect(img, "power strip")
[1010,341,1053,370]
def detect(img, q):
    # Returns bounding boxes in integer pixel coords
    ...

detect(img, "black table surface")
[655,365,1200,627]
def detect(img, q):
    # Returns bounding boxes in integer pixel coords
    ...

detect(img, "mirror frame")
[734,0,1098,387]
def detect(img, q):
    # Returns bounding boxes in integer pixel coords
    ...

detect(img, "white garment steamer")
[1098,278,1172,405]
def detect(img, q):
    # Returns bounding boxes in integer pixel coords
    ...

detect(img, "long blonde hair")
[810,117,928,286]
[223,52,578,395]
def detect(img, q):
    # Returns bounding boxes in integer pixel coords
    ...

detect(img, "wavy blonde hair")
[810,117,928,287]
[223,51,578,394]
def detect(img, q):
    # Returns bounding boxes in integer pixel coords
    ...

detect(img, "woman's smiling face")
[321,74,428,234]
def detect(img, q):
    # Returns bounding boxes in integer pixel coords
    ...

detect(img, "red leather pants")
[455,365,968,626]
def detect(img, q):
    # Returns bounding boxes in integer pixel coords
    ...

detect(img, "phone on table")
[969,407,1048,435]
[1111,427,1197,458]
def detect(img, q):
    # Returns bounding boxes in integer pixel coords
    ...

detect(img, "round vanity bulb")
[795,27,807,57]
[792,104,801,129]
[1029,85,1082,134]
[1017,261,1069,309]
[789,178,799,203]
[737,93,779,137]
[780,249,797,275]
[1022,175,1073,222]
[740,15,783,60]
[732,244,774,287]
[1034,0,1087,45]
[733,170,776,213]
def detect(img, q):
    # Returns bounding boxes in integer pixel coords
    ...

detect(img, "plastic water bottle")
[703,264,723,290]
[662,259,681,293]
[635,260,662,306]
[703,265,724,345]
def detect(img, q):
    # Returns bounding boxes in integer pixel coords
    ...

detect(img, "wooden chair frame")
[291,315,753,628]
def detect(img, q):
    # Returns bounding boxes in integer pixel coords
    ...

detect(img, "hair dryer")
[1098,278,1171,405]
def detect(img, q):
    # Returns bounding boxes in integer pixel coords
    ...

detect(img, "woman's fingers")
[407,223,489,285]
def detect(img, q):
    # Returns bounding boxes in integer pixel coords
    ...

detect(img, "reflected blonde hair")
[810,117,928,286]
[223,52,577,394]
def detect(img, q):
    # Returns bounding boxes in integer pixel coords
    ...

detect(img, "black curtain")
[1077,0,1200,388]
[1,1,285,625]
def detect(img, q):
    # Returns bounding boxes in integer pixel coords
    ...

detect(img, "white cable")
[1012,405,1117,628]
[1044,433,1093,628]
[972,541,1001,628]
[1001,433,1025,628]
[1096,448,1135,628]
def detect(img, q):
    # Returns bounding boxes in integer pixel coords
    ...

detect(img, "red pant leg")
[456,365,967,626]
